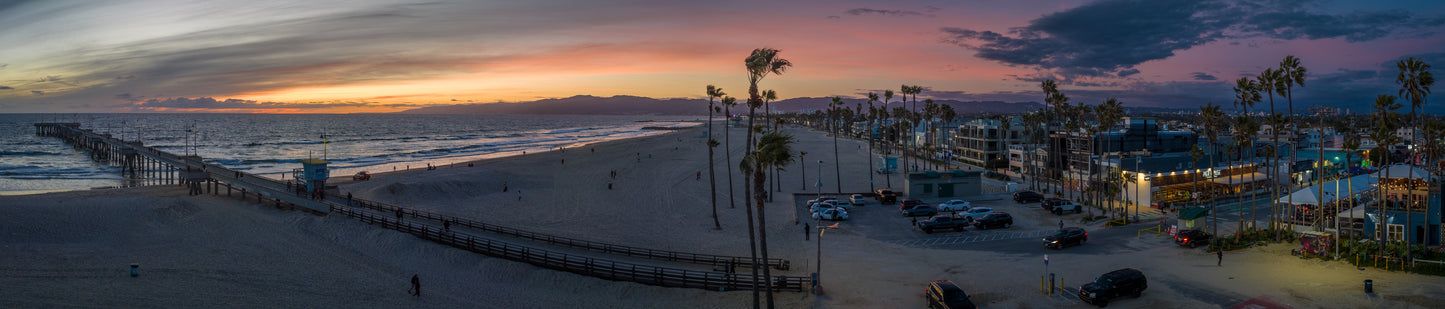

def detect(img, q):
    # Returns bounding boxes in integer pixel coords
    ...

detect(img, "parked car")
[972,212,1014,230]
[898,198,923,210]
[875,189,898,203]
[958,207,993,221]
[916,215,968,233]
[1040,198,1068,210]
[1013,191,1043,203]
[924,280,977,309]
[1078,268,1148,307]
[1044,227,1088,249]
[850,194,868,205]
[353,171,371,181]
[1046,201,1083,215]
[813,208,849,221]
[937,200,971,212]
[1174,230,1212,248]
[902,204,937,217]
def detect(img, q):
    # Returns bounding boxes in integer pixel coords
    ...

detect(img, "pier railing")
[330,206,806,292]
[344,197,789,270]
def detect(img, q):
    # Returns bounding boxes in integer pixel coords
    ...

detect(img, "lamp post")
[800,151,808,190]
[816,160,824,195]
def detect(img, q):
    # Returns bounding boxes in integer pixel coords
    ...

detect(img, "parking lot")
[793,190,1099,248]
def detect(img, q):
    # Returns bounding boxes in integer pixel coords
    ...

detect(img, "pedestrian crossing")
[886,229,1054,247]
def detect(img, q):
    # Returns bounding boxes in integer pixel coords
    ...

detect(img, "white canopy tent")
[1369,164,1435,182]
[1277,174,1377,206]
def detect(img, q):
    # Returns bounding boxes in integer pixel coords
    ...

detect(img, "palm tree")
[1234,115,1260,233]
[1279,55,1307,236]
[865,93,879,191]
[1232,77,1261,231]
[938,104,958,169]
[743,47,790,309]
[830,96,845,194]
[901,84,923,172]
[706,85,726,229]
[723,96,739,210]
[1201,103,1226,238]
[1396,58,1432,245]
[1094,99,1124,219]
[1257,68,1284,240]
[1190,145,1206,207]
[1370,94,1401,255]
[762,89,778,201]
[1267,113,1289,240]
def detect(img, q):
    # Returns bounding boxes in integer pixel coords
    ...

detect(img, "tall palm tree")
[762,89,778,201]
[1094,99,1124,219]
[830,96,845,194]
[1396,58,1432,245]
[1022,112,1046,190]
[1267,113,1289,240]
[866,92,879,191]
[938,104,958,169]
[1234,115,1260,233]
[1257,68,1284,239]
[706,85,726,229]
[1201,103,1226,238]
[1232,77,1261,231]
[743,47,790,309]
[1190,145,1206,207]
[1279,55,1307,235]
[723,96,739,210]
[1370,94,1401,255]
[902,84,923,172]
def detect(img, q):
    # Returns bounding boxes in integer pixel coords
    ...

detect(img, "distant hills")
[396,95,1054,115]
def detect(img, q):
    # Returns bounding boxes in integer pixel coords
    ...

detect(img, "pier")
[33,122,805,292]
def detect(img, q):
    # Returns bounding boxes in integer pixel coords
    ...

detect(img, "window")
[1387,224,1405,241]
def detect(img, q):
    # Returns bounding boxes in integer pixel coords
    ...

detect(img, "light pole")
[816,160,824,195]
[800,151,808,190]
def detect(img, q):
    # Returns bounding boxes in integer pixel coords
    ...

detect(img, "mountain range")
[396,95,1056,115]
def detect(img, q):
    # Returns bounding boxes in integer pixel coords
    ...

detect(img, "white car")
[959,207,993,221]
[937,200,971,212]
[813,208,849,221]
[817,200,851,211]
[850,194,867,205]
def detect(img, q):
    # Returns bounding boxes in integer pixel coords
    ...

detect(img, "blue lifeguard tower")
[293,158,330,193]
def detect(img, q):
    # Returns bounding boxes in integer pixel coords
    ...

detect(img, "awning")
[1179,206,1210,220]
[1371,164,1435,182]
[1210,172,1269,185]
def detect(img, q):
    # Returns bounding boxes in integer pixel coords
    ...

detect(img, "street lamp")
[816,160,824,195]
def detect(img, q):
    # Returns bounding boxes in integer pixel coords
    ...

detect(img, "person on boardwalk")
[443,219,451,232]
[409,274,421,297]
[1217,250,1223,266]
[396,207,404,222]
[347,192,353,204]
[804,223,810,241]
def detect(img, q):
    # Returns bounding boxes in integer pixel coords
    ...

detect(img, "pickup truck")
[875,189,898,204]
[916,215,967,233]
[1042,199,1082,215]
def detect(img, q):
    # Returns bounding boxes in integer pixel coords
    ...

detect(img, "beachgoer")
[396,208,404,222]
[347,192,353,204]
[1059,220,1064,230]
[561,159,565,165]
[503,182,508,192]
[517,190,522,201]
[591,148,595,153]
[443,219,451,231]
[805,223,810,241]
[608,183,613,190]
[1217,250,1223,266]
[696,171,701,180]
[410,274,421,297]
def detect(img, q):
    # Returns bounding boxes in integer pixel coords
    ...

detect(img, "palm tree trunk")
[709,104,720,229]
[727,106,737,210]
[868,112,876,192]
[752,165,774,308]
[833,115,841,194]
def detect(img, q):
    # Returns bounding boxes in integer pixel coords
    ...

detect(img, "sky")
[0,0,1442,113]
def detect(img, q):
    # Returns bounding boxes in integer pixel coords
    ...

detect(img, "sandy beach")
[4,122,1443,308]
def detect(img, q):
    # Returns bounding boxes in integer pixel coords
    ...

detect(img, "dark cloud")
[1117,69,1141,77]
[1191,72,1218,80]
[825,15,840,19]
[0,85,12,90]
[845,8,931,17]
[940,0,1445,81]
[129,97,371,111]
[31,90,43,95]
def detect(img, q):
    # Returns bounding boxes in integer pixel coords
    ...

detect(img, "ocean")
[0,113,698,195]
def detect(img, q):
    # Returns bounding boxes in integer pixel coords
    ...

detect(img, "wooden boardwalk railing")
[330,206,807,292]
[343,197,789,270]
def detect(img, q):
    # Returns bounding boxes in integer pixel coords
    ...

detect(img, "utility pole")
[1309,106,1337,233]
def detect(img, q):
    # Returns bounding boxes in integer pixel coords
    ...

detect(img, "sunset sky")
[1,0,1442,113]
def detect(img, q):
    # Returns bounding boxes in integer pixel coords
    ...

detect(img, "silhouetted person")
[396,208,404,222]
[805,223,810,241]
[443,219,451,232]
[1217,250,1223,266]
[409,274,421,297]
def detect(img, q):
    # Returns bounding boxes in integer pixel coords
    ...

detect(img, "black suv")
[1174,230,1212,248]
[1013,191,1043,203]
[924,280,977,309]
[876,189,898,204]
[972,212,1014,230]
[1078,268,1147,307]
[1043,227,1087,249]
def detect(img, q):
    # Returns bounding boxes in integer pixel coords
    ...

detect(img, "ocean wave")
[0,150,66,156]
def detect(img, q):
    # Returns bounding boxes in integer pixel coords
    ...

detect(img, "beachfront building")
[1047,117,1199,198]
[1006,144,1045,180]
[954,117,1024,169]
[903,170,983,198]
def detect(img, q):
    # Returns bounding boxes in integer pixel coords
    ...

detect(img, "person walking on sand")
[409,274,421,297]
[503,182,508,192]
[1217,250,1223,266]
[517,190,522,201]
[805,223,810,241]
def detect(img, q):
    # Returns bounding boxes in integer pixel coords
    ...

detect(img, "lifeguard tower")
[293,159,330,194]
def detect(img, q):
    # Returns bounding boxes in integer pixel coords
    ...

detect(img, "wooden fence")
[330,206,807,292]
[342,198,789,270]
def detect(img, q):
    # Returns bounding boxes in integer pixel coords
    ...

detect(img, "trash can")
[1364,279,1373,293]
[130,263,139,277]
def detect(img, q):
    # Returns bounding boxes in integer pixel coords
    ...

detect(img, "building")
[1046,117,1199,194]
[954,117,1025,168]
[903,170,983,198]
